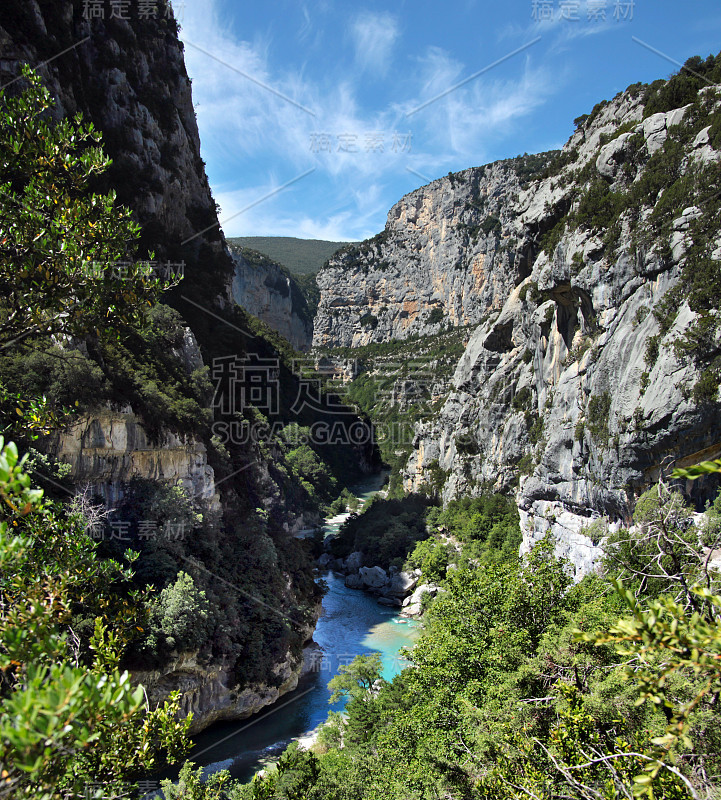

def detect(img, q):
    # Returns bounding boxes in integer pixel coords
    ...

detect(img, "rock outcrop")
[230,246,313,351]
[133,623,319,734]
[48,409,220,511]
[400,83,721,578]
[313,73,721,579]
[313,157,548,347]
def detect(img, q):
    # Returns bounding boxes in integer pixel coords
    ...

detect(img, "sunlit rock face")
[313,160,527,348]
[315,78,721,577]
[401,85,721,576]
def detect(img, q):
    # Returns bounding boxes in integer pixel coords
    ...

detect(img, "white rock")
[343,551,365,572]
[596,132,633,179]
[386,571,418,597]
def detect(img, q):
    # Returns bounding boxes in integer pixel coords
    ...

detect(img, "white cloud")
[399,48,556,163]
[499,0,618,44]
[178,1,560,238]
[349,12,399,77]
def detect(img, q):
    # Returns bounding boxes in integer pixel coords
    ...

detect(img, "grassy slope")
[227,236,355,275]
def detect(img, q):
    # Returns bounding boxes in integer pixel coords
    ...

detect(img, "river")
[166,473,420,784]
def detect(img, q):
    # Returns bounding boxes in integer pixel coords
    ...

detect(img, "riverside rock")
[407,583,440,607]
[386,571,419,597]
[359,566,389,590]
[344,551,365,572]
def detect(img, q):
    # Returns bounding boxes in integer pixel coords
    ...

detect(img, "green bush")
[587,391,612,442]
[427,307,444,325]
[359,312,379,329]
[405,537,450,582]
[151,571,211,652]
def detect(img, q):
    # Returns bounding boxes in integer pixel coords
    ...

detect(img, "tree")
[153,570,212,652]
[603,483,720,611]
[0,66,175,349]
[0,66,178,439]
[328,653,383,704]
[0,439,191,799]
[580,582,721,799]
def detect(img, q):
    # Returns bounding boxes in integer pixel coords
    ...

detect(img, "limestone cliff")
[49,409,220,511]
[402,80,721,577]
[312,156,553,347]
[314,68,721,578]
[229,246,313,351]
[0,0,368,733]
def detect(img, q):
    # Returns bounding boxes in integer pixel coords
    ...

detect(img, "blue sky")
[176,0,721,242]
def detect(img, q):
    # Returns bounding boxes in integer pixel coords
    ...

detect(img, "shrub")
[427,307,444,325]
[588,391,612,442]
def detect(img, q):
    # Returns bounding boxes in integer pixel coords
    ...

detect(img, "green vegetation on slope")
[319,325,474,497]
[0,67,370,792]
[227,237,353,276]
[222,482,721,800]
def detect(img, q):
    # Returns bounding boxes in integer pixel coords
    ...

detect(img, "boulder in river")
[407,583,440,606]
[401,602,423,617]
[317,553,332,568]
[377,596,403,607]
[344,573,364,589]
[344,551,365,572]
[385,571,418,597]
[359,566,388,589]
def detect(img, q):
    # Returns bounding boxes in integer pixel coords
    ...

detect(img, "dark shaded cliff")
[0,0,376,731]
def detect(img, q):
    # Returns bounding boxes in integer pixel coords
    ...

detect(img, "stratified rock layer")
[230,247,313,351]
[313,159,536,347]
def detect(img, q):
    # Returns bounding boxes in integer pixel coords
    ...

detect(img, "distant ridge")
[228,236,355,275]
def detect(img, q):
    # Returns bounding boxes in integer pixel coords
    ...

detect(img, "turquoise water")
[163,473,419,784]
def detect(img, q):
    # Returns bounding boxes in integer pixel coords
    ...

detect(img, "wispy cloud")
[499,0,620,47]
[349,11,399,77]
[179,0,561,239]
[399,48,555,163]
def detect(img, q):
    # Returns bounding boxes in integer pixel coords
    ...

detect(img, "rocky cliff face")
[0,1,229,287]
[133,618,320,734]
[230,246,313,351]
[49,408,220,511]
[402,82,721,577]
[313,157,549,347]
[316,73,721,578]
[0,0,353,733]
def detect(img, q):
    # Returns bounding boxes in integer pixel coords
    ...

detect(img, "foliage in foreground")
[220,486,721,800]
[0,439,191,799]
